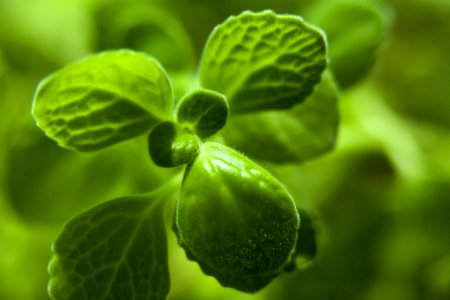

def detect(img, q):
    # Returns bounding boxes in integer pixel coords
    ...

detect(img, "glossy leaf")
[176,89,229,138]
[32,50,173,151]
[221,70,339,163]
[199,10,327,113]
[48,188,174,300]
[175,142,299,292]
[148,121,200,168]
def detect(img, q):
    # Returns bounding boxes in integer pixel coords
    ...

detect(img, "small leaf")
[32,50,173,151]
[176,89,229,138]
[221,70,339,163]
[148,121,200,168]
[199,10,327,113]
[306,0,390,87]
[48,187,175,300]
[175,142,299,292]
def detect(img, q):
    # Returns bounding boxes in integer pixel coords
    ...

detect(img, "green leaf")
[221,70,339,163]
[32,50,173,151]
[98,3,195,73]
[199,10,327,113]
[306,0,390,87]
[175,142,299,292]
[284,209,318,272]
[48,186,175,300]
[0,49,6,79]
[176,89,229,138]
[148,121,200,168]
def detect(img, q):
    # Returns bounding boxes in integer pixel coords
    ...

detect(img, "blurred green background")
[0,0,449,299]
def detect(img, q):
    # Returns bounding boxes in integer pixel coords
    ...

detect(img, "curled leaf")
[176,89,229,138]
[148,121,200,168]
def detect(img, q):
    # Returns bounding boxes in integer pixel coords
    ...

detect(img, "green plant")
[32,10,338,299]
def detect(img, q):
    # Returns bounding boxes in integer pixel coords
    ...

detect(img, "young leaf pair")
[148,89,228,168]
[32,10,333,299]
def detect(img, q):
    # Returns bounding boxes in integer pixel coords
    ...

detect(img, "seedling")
[32,10,338,299]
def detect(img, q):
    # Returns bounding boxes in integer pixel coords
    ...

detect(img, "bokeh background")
[0,0,449,299]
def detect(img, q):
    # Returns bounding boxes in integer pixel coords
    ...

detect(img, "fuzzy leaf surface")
[32,50,173,151]
[48,190,172,300]
[221,71,339,163]
[175,142,299,292]
[199,10,327,113]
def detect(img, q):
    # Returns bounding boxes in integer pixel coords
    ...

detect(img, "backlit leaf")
[48,187,175,300]
[221,71,339,163]
[32,50,173,151]
[199,10,327,113]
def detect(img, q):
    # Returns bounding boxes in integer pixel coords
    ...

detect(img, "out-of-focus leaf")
[0,49,6,79]
[48,186,176,300]
[221,71,339,163]
[97,3,195,73]
[0,0,93,65]
[306,0,391,88]
[0,199,54,300]
[422,255,450,300]
[176,89,229,138]
[284,208,318,272]
[376,0,450,128]
[6,135,175,224]
[175,142,299,292]
[199,10,327,113]
[32,50,173,151]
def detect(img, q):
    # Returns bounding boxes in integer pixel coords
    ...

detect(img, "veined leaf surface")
[221,71,339,163]
[199,10,327,113]
[48,186,176,300]
[32,50,173,151]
